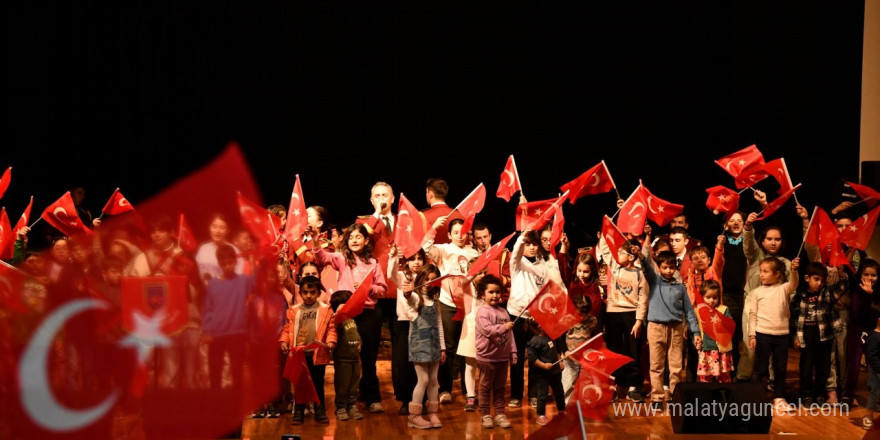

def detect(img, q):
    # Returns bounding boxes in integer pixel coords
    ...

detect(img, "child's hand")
[753,189,767,206]
[16,225,30,239]
[749,337,756,351]
[520,195,528,205]
[440,350,447,365]
[559,360,565,371]
[327,342,336,351]
[616,198,625,209]
[832,201,854,215]
[863,278,875,294]
[694,335,702,350]
[630,320,642,338]
[717,235,725,247]
[791,257,800,272]
[795,204,809,219]
[511,353,518,365]
[643,223,652,237]
[599,272,608,287]
[746,212,758,227]
[432,215,448,231]
[505,321,515,331]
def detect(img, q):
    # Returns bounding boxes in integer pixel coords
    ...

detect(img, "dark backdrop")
[5,1,865,254]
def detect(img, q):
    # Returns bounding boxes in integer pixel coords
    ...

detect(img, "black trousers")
[509,312,537,401]
[355,307,382,404]
[438,302,464,395]
[605,311,642,389]
[751,332,789,399]
[534,370,565,416]
[392,319,417,402]
[799,325,832,399]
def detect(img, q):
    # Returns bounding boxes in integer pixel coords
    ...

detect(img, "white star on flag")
[738,159,746,166]
[293,209,301,217]
[850,225,858,232]
[118,310,172,366]
[534,208,543,216]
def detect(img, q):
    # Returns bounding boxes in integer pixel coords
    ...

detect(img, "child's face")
[669,233,688,255]
[233,232,254,252]
[448,224,467,248]
[726,213,744,236]
[540,230,553,252]
[761,230,782,255]
[836,218,853,234]
[71,244,91,264]
[209,218,229,243]
[420,273,439,295]
[805,274,825,292]
[103,267,123,286]
[347,230,366,253]
[759,262,781,285]
[483,283,504,307]
[658,261,677,280]
[653,244,671,256]
[306,207,323,231]
[407,255,425,273]
[219,256,237,277]
[150,228,173,249]
[576,262,592,282]
[523,241,539,258]
[299,284,320,306]
[617,248,635,266]
[690,251,710,272]
[300,265,320,279]
[703,289,719,308]
[863,267,878,288]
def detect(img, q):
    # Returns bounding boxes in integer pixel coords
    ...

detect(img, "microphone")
[380,202,387,210]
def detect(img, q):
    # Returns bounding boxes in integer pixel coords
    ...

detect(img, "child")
[563,252,603,403]
[682,238,726,382]
[527,319,566,425]
[597,235,649,402]
[279,275,337,425]
[695,279,735,383]
[329,290,363,421]
[749,256,800,410]
[844,259,880,406]
[202,244,255,392]
[790,262,843,407]
[863,316,880,429]
[390,250,425,415]
[456,257,483,412]
[401,264,446,429]
[563,296,598,404]
[641,250,701,409]
[475,275,516,429]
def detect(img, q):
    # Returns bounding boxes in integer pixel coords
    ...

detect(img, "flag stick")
[511,155,524,200]
[602,161,621,200]
[738,187,751,194]
[552,333,603,366]
[610,208,621,221]
[29,217,42,228]
[849,198,873,208]
[796,206,817,258]
[576,401,588,440]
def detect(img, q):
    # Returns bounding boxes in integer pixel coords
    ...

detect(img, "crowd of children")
[3,176,880,432]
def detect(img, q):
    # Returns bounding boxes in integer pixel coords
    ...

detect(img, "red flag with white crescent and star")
[515,197,556,231]
[0,166,10,200]
[715,144,765,179]
[804,207,842,265]
[41,191,93,237]
[755,183,802,221]
[574,333,633,376]
[639,181,683,226]
[466,232,516,278]
[236,192,278,247]
[846,181,880,208]
[13,195,33,237]
[120,275,189,336]
[693,290,736,352]
[560,160,616,204]
[524,191,568,232]
[602,215,629,266]
[616,185,647,235]
[283,174,308,243]
[394,193,429,258]
[526,280,580,340]
[570,365,617,422]
[496,155,522,202]
[454,183,486,238]
[705,185,740,219]
[839,204,880,251]
[101,188,135,216]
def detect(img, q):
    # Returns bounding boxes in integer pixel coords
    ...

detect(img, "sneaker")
[864,416,874,430]
[530,397,538,408]
[439,392,452,404]
[767,383,775,393]
[348,405,364,420]
[336,408,349,421]
[800,397,815,408]
[773,398,792,413]
[536,415,549,425]
[626,390,644,403]
[251,408,266,419]
[398,403,409,415]
[267,405,280,419]
[825,390,838,405]
[465,396,476,412]
[481,415,495,429]
[314,406,330,424]
[494,414,512,428]
[369,402,385,413]
[508,399,521,407]
[291,407,304,425]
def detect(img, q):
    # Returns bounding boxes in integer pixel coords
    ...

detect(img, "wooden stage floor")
[241,344,873,440]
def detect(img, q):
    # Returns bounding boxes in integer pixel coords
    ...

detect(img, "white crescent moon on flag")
[582,384,603,403]
[628,202,645,216]
[53,207,67,221]
[118,198,129,207]
[646,196,659,214]
[19,298,121,432]
[589,173,601,187]
[724,160,733,172]
[536,294,556,314]
[503,169,515,185]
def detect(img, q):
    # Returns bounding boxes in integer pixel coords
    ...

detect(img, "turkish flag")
[755,183,801,221]
[805,207,840,264]
[705,186,740,219]
[560,160,616,204]
[120,275,189,335]
[526,280,580,340]
[548,206,565,257]
[236,192,277,247]
[602,215,629,266]
[283,342,323,404]
[840,205,880,251]
[177,213,198,253]
[41,191,93,237]
[847,181,880,208]
[735,158,793,193]
[528,406,583,440]
[828,237,854,270]
[467,232,516,277]
[640,182,683,226]
[0,166,10,200]
[0,261,29,313]
[454,183,487,238]
[616,186,647,235]
[693,291,736,352]
[283,174,308,243]
[715,144,765,179]
[0,207,13,260]
[496,155,522,202]
[516,197,556,231]
[570,366,617,422]
[101,188,135,216]
[574,333,634,377]
[13,195,33,237]
[334,268,374,325]
[523,192,568,232]
[394,193,429,258]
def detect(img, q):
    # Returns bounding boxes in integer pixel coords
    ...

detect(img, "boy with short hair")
[642,250,701,409]
[790,262,843,407]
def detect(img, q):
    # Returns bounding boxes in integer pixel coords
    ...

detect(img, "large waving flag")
[640,181,684,226]
[560,161,616,204]
[0,208,13,260]
[715,144,765,179]
[705,186,740,219]
[527,280,580,340]
[466,232,516,278]
[395,193,429,258]
[617,186,647,235]
[0,261,29,313]
[602,215,630,266]
[524,191,568,231]
[840,205,880,251]
[804,207,840,264]
[41,191,92,237]
[570,366,617,422]
[516,197,556,231]
[454,183,486,238]
[755,183,801,221]
[847,181,880,208]
[496,155,522,202]
[334,269,374,325]
[693,291,736,352]
[237,192,278,247]
[283,174,308,242]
